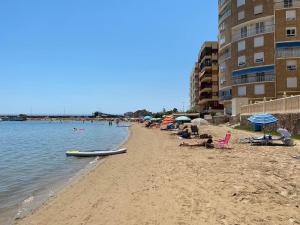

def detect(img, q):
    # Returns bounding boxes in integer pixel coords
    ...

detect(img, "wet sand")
[15,124,300,225]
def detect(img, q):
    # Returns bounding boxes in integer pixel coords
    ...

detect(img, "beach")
[15,124,300,225]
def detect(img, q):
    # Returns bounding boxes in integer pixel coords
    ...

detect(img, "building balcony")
[275,0,300,9]
[199,87,213,95]
[232,24,275,43]
[200,76,212,83]
[276,42,300,58]
[232,73,275,85]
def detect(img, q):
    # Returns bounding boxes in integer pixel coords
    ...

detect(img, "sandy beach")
[15,124,300,225]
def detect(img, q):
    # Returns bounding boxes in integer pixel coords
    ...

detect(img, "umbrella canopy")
[248,113,278,125]
[144,116,153,121]
[162,117,174,124]
[151,118,162,121]
[191,118,209,126]
[175,116,191,121]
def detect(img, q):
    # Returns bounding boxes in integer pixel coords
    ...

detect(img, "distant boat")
[66,148,127,157]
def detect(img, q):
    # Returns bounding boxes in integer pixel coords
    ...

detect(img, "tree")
[172,108,178,113]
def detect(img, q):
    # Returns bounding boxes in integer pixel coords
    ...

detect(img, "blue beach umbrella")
[144,116,152,121]
[248,113,278,135]
[248,113,278,125]
[175,116,192,122]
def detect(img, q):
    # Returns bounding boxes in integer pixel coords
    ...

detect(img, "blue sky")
[0,0,218,115]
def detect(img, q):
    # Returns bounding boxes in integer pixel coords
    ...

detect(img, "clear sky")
[0,0,218,115]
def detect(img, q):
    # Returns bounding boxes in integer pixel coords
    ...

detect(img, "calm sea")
[0,120,129,225]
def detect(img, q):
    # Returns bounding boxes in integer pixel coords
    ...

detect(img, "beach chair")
[215,132,231,149]
[240,135,272,144]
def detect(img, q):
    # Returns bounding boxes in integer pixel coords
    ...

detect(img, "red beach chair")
[216,132,231,149]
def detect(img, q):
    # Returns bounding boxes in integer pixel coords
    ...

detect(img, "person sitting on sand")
[180,128,191,139]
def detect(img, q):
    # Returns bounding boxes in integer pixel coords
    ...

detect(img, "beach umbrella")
[151,118,162,121]
[162,117,174,124]
[191,118,209,126]
[144,116,153,121]
[175,116,191,122]
[248,113,278,135]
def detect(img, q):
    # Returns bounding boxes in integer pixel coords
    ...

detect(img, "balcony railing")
[233,73,275,85]
[232,24,274,42]
[277,47,300,58]
[275,0,300,9]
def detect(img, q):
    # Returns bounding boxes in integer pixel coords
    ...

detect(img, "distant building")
[190,42,224,114]
[218,0,300,116]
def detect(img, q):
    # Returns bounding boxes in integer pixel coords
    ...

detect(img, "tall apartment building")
[190,42,224,113]
[218,0,300,116]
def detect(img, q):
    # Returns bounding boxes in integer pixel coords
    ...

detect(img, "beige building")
[218,0,300,116]
[190,42,224,114]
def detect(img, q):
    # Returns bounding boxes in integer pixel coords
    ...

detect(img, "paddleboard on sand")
[66,148,127,157]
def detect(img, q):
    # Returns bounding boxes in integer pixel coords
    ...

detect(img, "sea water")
[0,120,129,225]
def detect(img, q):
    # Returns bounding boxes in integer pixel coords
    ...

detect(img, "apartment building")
[190,42,224,113]
[218,0,300,116]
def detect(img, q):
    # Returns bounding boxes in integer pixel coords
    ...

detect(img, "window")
[238,86,246,96]
[237,0,245,7]
[241,26,247,38]
[284,0,293,8]
[255,22,265,34]
[254,4,263,15]
[241,75,248,83]
[220,76,226,85]
[287,77,297,88]
[238,55,246,66]
[254,52,264,63]
[286,10,296,21]
[287,60,297,71]
[254,36,264,47]
[238,40,246,51]
[238,10,245,20]
[219,22,225,31]
[255,84,265,95]
[219,35,226,45]
[256,72,265,82]
[220,62,226,73]
[286,27,296,37]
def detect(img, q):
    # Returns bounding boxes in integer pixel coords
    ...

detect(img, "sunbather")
[179,138,214,148]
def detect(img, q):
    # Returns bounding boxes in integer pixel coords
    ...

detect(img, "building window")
[256,72,265,82]
[254,36,264,47]
[255,22,265,34]
[238,55,246,66]
[219,22,225,31]
[286,10,296,21]
[238,10,245,20]
[238,40,246,51]
[219,35,226,45]
[238,86,247,96]
[254,4,263,15]
[287,60,297,71]
[284,0,293,8]
[287,77,297,88]
[286,27,296,37]
[220,62,226,73]
[255,84,265,95]
[254,52,264,63]
[241,26,247,38]
[241,75,248,83]
[220,76,226,85]
[237,0,245,8]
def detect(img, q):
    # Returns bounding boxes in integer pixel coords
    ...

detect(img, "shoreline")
[6,125,131,225]
[14,124,300,225]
